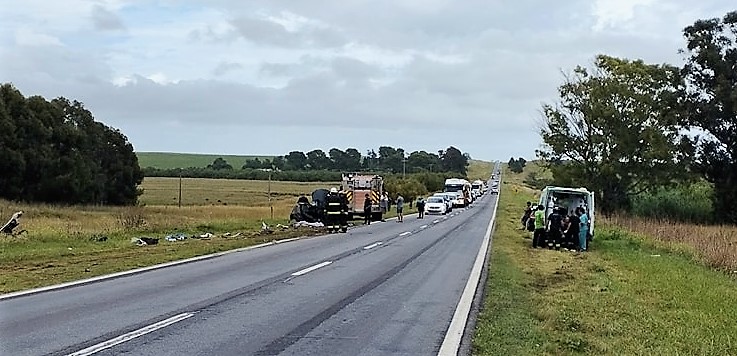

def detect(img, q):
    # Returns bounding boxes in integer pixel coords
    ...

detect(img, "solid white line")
[291,261,333,277]
[363,242,383,250]
[438,176,503,356]
[67,312,194,356]
[420,225,428,229]
[399,232,412,237]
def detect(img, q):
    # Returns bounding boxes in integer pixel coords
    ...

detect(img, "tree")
[329,148,347,170]
[306,149,331,170]
[344,148,362,171]
[363,149,378,170]
[440,146,468,175]
[681,11,737,223]
[508,157,524,173]
[284,151,307,170]
[537,55,693,213]
[407,151,441,173]
[207,157,233,170]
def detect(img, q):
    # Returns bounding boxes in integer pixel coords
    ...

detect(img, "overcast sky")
[0,1,733,161]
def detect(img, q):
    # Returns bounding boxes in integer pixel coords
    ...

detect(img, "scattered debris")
[1,211,26,236]
[89,235,108,242]
[293,221,324,228]
[222,232,242,238]
[165,233,188,242]
[131,237,159,246]
[650,254,661,257]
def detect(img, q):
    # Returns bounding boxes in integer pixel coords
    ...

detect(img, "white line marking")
[363,242,383,250]
[420,225,428,229]
[399,232,412,237]
[291,261,333,276]
[438,174,502,356]
[433,219,440,224]
[68,312,194,356]
[442,217,448,220]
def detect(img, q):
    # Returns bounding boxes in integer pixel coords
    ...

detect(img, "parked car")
[432,193,454,212]
[424,196,447,215]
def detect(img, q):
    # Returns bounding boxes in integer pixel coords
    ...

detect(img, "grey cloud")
[228,16,347,48]
[90,5,125,31]
[212,61,243,76]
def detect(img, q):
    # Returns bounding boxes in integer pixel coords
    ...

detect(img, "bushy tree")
[537,55,693,213]
[207,157,233,170]
[681,11,737,222]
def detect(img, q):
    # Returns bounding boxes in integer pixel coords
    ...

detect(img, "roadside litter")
[89,235,108,242]
[2,211,27,236]
[293,221,324,228]
[131,237,159,246]
[165,232,188,242]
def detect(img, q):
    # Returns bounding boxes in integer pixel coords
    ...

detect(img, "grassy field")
[467,160,494,181]
[472,165,737,355]
[136,152,273,169]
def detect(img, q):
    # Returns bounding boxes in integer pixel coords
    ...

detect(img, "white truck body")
[538,186,595,237]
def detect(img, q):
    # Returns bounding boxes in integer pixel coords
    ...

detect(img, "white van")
[538,186,595,238]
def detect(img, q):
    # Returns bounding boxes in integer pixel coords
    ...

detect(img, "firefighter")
[339,191,349,233]
[363,193,372,225]
[325,188,343,233]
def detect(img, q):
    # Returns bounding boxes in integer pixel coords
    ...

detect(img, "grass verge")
[472,170,737,355]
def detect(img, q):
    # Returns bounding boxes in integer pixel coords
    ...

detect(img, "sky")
[0,0,734,161]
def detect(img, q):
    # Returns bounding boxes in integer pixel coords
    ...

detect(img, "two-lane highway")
[1,184,499,356]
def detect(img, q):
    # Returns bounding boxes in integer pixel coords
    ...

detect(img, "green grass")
[472,166,737,355]
[467,160,494,181]
[136,152,273,169]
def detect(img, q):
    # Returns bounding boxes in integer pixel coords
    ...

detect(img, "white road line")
[67,312,195,356]
[442,216,448,220]
[438,176,502,356]
[291,261,333,277]
[433,219,440,224]
[363,242,383,250]
[399,232,412,237]
[420,225,428,229]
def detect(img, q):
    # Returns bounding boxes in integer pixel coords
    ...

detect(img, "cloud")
[227,12,348,48]
[212,61,243,76]
[90,5,126,31]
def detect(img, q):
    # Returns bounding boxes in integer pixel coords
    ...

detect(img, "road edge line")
[437,176,502,356]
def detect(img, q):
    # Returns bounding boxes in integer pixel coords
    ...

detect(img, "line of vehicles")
[291,174,497,223]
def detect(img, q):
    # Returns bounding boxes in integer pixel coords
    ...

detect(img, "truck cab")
[341,173,384,221]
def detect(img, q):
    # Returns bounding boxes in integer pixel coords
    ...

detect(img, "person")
[532,205,546,248]
[380,193,389,222]
[564,210,580,251]
[410,199,413,209]
[416,197,425,219]
[521,202,533,230]
[363,193,372,225]
[325,188,343,233]
[396,194,405,222]
[546,206,563,250]
[577,207,589,252]
[339,191,349,232]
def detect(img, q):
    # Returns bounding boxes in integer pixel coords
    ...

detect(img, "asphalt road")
[1,181,500,356]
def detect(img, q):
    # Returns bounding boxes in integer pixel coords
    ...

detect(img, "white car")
[424,196,447,215]
[433,193,454,212]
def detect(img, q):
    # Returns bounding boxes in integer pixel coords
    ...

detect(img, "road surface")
[1,181,499,356]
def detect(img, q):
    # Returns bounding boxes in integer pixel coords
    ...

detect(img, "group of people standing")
[523,202,589,252]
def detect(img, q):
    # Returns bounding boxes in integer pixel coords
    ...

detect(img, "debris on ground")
[89,235,108,242]
[131,237,159,246]
[165,232,188,242]
[293,221,325,228]
[2,211,27,236]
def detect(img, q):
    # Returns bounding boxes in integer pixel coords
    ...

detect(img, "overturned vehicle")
[289,189,328,225]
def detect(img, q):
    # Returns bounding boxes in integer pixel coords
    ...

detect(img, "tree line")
[144,146,471,179]
[537,11,737,223]
[0,84,143,205]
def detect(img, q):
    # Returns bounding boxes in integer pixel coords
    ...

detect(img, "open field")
[139,177,336,206]
[467,160,494,181]
[136,152,273,169]
[472,165,737,355]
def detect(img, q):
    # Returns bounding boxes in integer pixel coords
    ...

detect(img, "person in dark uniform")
[416,197,426,219]
[364,193,372,225]
[546,206,564,250]
[325,188,342,233]
[339,191,349,233]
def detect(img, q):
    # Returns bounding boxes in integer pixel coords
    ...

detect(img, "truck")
[471,180,484,198]
[538,186,596,239]
[340,173,384,221]
[444,178,472,207]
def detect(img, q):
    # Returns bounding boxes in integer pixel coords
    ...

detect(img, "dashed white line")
[399,232,412,237]
[433,219,440,224]
[291,261,333,277]
[442,216,449,220]
[67,312,195,356]
[363,242,383,250]
[420,225,428,229]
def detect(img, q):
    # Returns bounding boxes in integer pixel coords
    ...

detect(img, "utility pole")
[178,169,182,208]
[402,157,407,178]
[268,167,274,220]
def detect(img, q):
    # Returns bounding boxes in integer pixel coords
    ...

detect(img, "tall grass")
[604,215,737,273]
[630,181,714,223]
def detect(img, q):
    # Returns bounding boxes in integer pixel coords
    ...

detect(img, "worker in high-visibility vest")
[325,188,343,233]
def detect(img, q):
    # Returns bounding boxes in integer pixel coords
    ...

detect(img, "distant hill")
[136,152,274,169]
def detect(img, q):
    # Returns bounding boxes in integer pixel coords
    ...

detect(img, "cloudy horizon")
[1,0,734,161]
